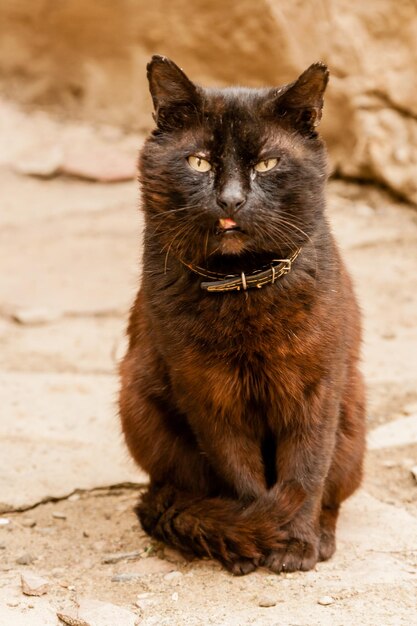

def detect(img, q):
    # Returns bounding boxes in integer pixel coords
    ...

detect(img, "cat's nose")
[216,181,247,215]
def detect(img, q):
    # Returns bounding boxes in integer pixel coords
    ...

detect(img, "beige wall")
[1,0,416,202]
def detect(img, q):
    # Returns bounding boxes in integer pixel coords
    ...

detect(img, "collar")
[180,248,301,293]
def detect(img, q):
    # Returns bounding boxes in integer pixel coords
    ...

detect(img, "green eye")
[187,155,212,172]
[254,158,278,173]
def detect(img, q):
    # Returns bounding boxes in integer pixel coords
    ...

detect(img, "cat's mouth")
[216,218,243,235]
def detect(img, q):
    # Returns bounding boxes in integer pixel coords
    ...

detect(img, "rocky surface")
[0,0,416,203]
[0,113,416,624]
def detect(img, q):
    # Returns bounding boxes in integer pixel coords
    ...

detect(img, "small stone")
[16,553,34,565]
[0,542,6,549]
[68,494,80,502]
[57,611,87,626]
[111,573,142,582]
[382,460,396,469]
[83,530,90,538]
[411,466,417,483]
[258,596,277,607]
[135,595,157,610]
[7,601,19,607]
[0,518,10,526]
[21,518,37,528]
[318,596,334,606]
[52,512,67,520]
[163,570,183,581]
[171,592,179,602]
[21,571,49,596]
[102,550,142,564]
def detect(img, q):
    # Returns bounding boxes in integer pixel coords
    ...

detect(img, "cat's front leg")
[265,403,338,572]
[187,413,268,500]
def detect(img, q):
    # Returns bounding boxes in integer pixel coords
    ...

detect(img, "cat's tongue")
[218,218,238,230]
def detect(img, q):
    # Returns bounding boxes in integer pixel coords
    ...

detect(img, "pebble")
[318,595,334,606]
[258,596,277,607]
[16,552,34,565]
[102,550,142,564]
[21,571,49,596]
[52,512,67,520]
[163,570,183,581]
[382,460,396,469]
[411,466,417,483]
[0,542,6,549]
[135,595,157,610]
[171,592,179,602]
[111,573,143,582]
[21,518,37,528]
[0,518,10,526]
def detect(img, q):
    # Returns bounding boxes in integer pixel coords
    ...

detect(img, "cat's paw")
[264,537,318,573]
[318,528,336,561]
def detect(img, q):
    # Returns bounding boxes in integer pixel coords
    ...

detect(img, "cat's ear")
[271,63,329,135]
[147,56,201,131]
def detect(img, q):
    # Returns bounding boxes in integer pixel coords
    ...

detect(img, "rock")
[411,466,417,483]
[135,593,157,610]
[318,596,335,606]
[1,1,417,202]
[368,415,417,450]
[16,553,34,565]
[258,596,277,607]
[171,592,179,602]
[61,142,136,183]
[0,517,11,525]
[57,612,88,626]
[58,598,138,626]
[12,308,62,325]
[102,550,142,564]
[21,571,49,596]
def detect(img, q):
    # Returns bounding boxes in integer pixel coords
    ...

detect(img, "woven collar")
[180,248,301,293]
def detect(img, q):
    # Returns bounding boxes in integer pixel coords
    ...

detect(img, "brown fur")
[119,56,366,575]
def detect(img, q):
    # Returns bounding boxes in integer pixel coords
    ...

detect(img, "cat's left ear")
[271,63,329,135]
[147,56,201,131]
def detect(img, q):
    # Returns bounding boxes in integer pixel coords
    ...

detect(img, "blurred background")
[0,2,416,625]
[1,0,416,201]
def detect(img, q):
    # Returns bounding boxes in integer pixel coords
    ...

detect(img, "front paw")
[264,536,318,573]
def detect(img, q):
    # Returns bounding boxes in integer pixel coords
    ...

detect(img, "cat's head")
[140,56,329,266]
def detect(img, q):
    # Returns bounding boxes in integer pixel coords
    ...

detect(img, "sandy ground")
[0,107,416,625]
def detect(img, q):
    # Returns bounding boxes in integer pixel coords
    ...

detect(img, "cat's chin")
[216,233,247,256]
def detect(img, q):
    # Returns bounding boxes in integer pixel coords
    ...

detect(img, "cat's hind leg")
[319,386,366,561]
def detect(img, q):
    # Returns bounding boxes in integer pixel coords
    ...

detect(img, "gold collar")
[181,248,301,293]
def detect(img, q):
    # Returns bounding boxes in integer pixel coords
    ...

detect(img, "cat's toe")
[265,538,318,573]
[228,558,258,576]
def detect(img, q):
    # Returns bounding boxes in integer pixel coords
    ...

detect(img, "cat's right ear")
[147,56,201,131]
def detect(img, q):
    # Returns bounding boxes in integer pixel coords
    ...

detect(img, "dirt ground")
[0,104,416,625]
